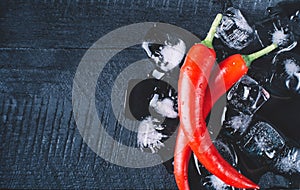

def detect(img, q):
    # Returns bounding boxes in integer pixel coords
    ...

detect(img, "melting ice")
[227,75,270,115]
[149,94,178,118]
[217,7,254,50]
[275,147,300,174]
[142,38,186,74]
[137,116,167,153]
[241,121,285,159]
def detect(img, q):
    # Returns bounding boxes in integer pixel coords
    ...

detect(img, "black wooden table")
[1,0,298,189]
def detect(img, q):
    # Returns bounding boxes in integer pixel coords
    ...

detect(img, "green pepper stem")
[201,13,222,49]
[243,43,278,67]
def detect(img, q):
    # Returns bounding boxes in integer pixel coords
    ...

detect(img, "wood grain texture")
[0,0,290,189]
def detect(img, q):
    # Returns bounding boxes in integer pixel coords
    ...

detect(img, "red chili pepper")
[175,38,278,189]
[174,14,221,190]
[204,43,278,116]
[175,13,279,190]
[174,127,192,189]
[175,44,216,189]
[175,13,258,190]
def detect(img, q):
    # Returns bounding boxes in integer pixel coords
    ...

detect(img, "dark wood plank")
[0,0,294,189]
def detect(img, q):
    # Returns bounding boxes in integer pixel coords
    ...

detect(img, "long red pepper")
[174,13,259,190]
[175,36,278,189]
[203,43,278,116]
[174,14,221,190]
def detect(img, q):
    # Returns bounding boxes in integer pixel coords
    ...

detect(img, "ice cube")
[271,27,292,46]
[284,58,300,93]
[149,93,178,118]
[258,172,291,189]
[126,78,177,121]
[216,7,255,50]
[142,39,186,73]
[223,113,253,136]
[268,53,300,96]
[240,121,285,160]
[254,12,296,49]
[275,147,300,175]
[227,75,270,115]
[137,116,167,153]
[142,25,186,75]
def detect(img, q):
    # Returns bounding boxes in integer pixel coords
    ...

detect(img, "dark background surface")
[0,0,298,189]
